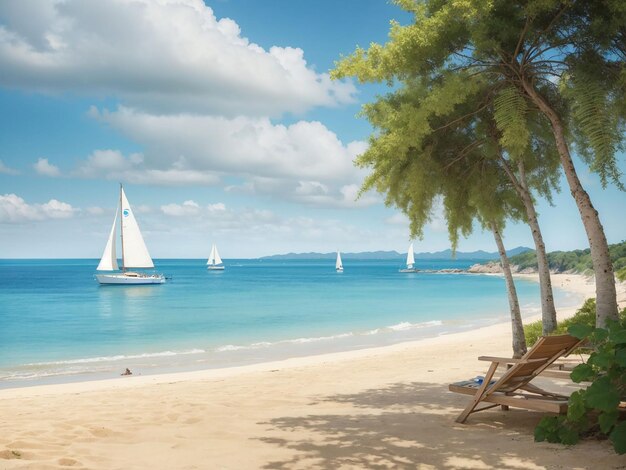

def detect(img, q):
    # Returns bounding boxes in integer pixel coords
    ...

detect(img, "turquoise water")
[0,259,582,387]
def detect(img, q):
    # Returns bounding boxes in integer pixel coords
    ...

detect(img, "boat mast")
[119,183,125,272]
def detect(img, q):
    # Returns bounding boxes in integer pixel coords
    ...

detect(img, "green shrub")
[617,266,626,282]
[524,299,626,347]
[524,298,597,347]
[534,319,626,454]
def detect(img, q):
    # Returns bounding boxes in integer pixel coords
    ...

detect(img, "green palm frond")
[494,86,531,158]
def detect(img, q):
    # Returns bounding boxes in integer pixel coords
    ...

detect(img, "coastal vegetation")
[534,317,626,454]
[333,0,625,329]
[508,241,626,274]
[524,299,626,347]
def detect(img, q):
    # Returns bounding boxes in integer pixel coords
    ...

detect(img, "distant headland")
[259,246,532,261]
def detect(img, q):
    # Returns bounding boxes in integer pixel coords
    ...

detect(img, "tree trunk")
[491,221,527,358]
[521,80,618,327]
[517,162,557,334]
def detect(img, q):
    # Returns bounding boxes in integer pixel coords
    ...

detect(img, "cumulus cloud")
[82,108,373,206]
[73,149,220,186]
[0,0,355,116]
[160,200,202,217]
[0,160,19,175]
[0,193,76,223]
[33,157,61,177]
[92,108,365,182]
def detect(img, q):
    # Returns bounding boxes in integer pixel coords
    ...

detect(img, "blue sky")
[0,0,624,259]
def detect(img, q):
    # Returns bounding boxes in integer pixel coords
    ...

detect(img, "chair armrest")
[478,356,545,364]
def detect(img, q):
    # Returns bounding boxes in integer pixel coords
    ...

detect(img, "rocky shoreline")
[422,263,538,274]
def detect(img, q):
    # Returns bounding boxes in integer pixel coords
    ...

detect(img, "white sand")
[0,274,624,469]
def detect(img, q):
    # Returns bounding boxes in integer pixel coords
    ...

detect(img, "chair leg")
[455,362,499,423]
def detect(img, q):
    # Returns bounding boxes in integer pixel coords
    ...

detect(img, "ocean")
[0,258,583,388]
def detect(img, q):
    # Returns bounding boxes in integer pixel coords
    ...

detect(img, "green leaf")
[558,425,580,446]
[598,410,619,434]
[535,416,559,443]
[589,349,615,369]
[609,421,626,455]
[585,376,621,412]
[568,323,594,340]
[570,364,594,383]
[567,390,587,421]
[615,348,626,367]
[609,328,626,344]
[592,328,609,342]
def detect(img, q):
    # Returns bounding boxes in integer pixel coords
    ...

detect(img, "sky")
[0,0,624,259]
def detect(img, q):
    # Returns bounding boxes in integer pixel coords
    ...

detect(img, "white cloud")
[93,108,364,182]
[0,160,19,175]
[73,149,220,186]
[83,108,373,207]
[0,193,76,223]
[0,0,355,116]
[160,200,202,217]
[33,157,61,177]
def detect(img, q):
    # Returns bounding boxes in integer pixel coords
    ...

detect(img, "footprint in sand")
[0,449,23,460]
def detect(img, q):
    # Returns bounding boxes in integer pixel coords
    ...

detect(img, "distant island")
[259,246,532,261]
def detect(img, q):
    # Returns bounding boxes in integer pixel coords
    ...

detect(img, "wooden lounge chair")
[449,334,584,423]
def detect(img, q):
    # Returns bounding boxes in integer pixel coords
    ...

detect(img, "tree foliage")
[534,317,626,454]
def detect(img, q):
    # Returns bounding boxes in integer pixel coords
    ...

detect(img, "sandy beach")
[1,273,624,469]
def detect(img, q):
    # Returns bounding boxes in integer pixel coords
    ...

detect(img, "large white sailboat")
[207,243,225,270]
[95,185,165,285]
[335,251,344,272]
[399,243,418,273]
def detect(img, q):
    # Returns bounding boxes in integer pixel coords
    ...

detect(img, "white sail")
[213,245,222,265]
[336,251,343,270]
[406,243,415,268]
[97,209,119,271]
[120,188,154,268]
[207,244,215,265]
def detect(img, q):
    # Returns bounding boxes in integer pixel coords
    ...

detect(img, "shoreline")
[0,272,601,399]
[1,273,624,468]
[0,273,593,392]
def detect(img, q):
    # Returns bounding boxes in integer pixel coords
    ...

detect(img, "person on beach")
[121,368,132,376]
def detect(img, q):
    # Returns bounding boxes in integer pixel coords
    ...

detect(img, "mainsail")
[120,188,154,269]
[207,244,222,266]
[336,251,343,270]
[213,245,222,265]
[406,243,415,269]
[97,209,119,271]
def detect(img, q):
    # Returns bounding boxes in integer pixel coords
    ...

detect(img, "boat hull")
[96,273,165,285]
[399,268,419,273]
[207,266,225,270]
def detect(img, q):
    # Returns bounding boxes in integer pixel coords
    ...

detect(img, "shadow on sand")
[255,381,612,469]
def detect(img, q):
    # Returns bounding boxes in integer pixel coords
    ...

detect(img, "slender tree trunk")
[491,221,527,358]
[499,157,558,334]
[521,80,618,327]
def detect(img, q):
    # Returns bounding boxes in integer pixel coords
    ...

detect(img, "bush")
[524,298,597,347]
[617,266,626,283]
[534,319,626,454]
[524,299,626,347]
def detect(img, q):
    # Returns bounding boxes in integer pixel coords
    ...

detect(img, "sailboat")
[207,243,225,270]
[335,251,343,272]
[399,242,418,273]
[95,185,165,285]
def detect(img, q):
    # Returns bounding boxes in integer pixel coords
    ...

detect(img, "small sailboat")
[207,243,225,270]
[399,242,418,273]
[95,185,165,285]
[336,251,344,272]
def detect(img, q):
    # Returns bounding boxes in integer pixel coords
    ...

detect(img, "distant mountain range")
[259,246,532,261]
